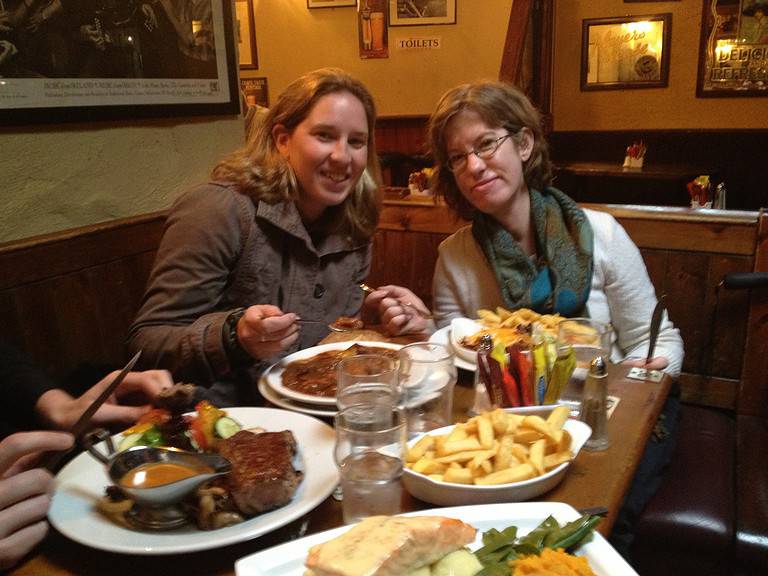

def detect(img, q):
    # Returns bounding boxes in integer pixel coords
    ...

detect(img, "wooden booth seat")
[1,201,766,574]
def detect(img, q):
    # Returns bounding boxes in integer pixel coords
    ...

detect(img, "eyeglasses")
[446,133,514,173]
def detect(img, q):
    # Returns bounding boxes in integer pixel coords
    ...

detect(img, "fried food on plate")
[305,515,479,576]
[406,407,574,486]
[462,307,564,350]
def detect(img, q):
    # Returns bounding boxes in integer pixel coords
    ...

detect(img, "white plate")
[402,410,591,506]
[49,407,338,555]
[258,378,337,418]
[265,341,403,406]
[430,325,476,371]
[234,502,638,576]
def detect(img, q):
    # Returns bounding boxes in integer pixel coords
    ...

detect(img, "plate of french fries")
[402,406,591,506]
[447,307,565,366]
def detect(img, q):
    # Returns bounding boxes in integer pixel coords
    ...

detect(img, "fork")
[359,283,434,320]
[296,319,351,333]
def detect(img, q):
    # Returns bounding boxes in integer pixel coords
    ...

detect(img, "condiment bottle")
[471,334,495,414]
[580,355,610,451]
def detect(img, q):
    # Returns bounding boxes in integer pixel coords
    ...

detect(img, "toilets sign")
[395,36,442,50]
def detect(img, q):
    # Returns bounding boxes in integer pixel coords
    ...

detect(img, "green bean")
[548,515,602,550]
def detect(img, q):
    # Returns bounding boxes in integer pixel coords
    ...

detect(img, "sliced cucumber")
[118,432,144,452]
[214,416,241,439]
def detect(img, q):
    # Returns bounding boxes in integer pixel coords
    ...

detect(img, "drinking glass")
[333,405,406,524]
[556,318,612,405]
[398,342,457,436]
[336,354,400,411]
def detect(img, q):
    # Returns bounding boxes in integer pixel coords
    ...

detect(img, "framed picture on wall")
[389,0,457,26]
[0,0,240,126]
[307,0,357,7]
[697,0,768,97]
[236,0,258,69]
[581,13,672,91]
[240,77,269,108]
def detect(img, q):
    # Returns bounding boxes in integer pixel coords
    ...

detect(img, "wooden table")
[12,361,669,576]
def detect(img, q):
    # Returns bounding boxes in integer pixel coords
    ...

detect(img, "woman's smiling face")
[273,90,369,223]
[444,109,533,220]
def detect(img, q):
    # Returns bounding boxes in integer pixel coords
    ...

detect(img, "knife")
[646,295,667,365]
[41,350,142,471]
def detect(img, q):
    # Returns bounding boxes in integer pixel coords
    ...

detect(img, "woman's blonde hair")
[427,81,553,220]
[213,68,382,242]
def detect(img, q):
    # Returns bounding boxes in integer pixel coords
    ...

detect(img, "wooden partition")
[0,212,166,379]
[1,201,764,414]
[371,197,764,411]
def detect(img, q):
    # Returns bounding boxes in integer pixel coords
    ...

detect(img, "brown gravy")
[282,345,399,397]
[120,462,212,489]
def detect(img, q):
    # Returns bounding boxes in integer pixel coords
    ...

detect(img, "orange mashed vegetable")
[510,548,596,576]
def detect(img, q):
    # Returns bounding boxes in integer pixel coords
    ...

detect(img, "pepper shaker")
[580,355,610,451]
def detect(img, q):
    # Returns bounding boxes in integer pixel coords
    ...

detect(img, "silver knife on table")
[42,350,142,471]
[646,295,667,365]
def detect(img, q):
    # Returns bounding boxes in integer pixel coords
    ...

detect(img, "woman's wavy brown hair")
[213,68,382,242]
[427,81,553,221]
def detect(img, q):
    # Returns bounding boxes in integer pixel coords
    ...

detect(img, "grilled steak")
[217,430,302,515]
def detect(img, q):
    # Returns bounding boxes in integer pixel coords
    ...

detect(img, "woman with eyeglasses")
[371,81,682,377]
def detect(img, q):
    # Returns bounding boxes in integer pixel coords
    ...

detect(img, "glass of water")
[398,342,457,436]
[333,405,406,524]
[336,354,400,411]
[556,318,612,405]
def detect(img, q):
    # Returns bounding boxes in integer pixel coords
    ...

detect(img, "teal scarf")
[472,187,593,316]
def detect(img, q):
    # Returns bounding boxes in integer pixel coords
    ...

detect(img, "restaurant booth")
[1,1,767,575]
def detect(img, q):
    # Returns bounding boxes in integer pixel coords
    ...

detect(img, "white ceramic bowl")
[402,407,591,506]
[449,317,483,365]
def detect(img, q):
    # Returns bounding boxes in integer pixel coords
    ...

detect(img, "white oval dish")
[449,317,483,364]
[49,408,338,555]
[265,341,403,406]
[402,408,591,506]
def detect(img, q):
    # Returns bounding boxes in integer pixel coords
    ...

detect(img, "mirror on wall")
[581,14,671,90]
[697,0,768,97]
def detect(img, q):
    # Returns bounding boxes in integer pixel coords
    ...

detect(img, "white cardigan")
[432,209,684,377]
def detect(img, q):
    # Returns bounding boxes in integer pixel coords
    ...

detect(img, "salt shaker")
[580,355,610,451]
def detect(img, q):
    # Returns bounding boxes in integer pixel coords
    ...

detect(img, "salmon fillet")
[305,515,477,576]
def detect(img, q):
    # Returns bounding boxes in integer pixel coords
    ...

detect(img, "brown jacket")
[127,182,371,399]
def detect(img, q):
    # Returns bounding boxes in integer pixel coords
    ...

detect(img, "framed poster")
[581,13,671,91]
[0,0,240,126]
[389,0,457,26]
[697,0,768,97]
[236,0,258,69]
[240,77,269,108]
[307,0,357,7]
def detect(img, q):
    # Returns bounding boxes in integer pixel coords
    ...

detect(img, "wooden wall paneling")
[708,255,753,380]
[499,0,532,85]
[738,211,768,418]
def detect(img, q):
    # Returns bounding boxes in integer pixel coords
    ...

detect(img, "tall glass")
[333,405,406,524]
[556,318,612,405]
[336,354,400,411]
[398,342,457,436]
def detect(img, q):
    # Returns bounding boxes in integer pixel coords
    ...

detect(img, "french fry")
[438,437,482,456]
[474,463,536,485]
[407,435,435,462]
[436,448,495,464]
[493,435,518,471]
[411,457,447,475]
[489,408,509,435]
[446,425,468,443]
[546,405,570,431]
[529,438,547,475]
[477,416,495,449]
[557,429,573,453]
[513,428,542,444]
[443,467,475,485]
[522,415,555,440]
[544,451,574,470]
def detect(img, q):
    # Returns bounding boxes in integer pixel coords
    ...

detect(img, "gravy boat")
[83,429,232,507]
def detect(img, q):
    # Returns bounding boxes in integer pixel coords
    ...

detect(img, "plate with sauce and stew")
[263,341,403,407]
